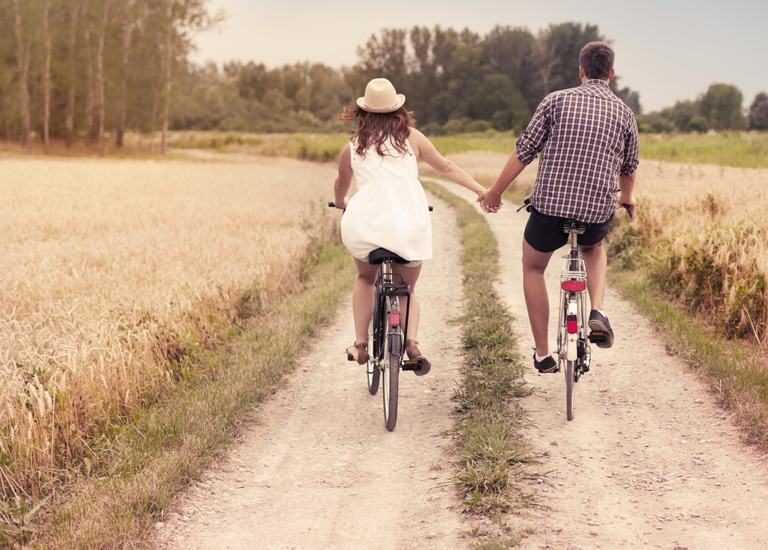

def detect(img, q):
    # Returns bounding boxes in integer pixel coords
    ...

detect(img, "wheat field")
[0,155,336,498]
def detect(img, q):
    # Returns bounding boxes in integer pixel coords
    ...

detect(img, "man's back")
[516,79,639,223]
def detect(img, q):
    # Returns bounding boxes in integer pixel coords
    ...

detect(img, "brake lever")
[516,197,532,213]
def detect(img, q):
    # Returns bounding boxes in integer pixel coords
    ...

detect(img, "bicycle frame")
[557,231,591,374]
[372,261,411,362]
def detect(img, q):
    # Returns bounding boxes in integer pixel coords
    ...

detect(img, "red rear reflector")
[561,280,586,292]
[567,314,578,334]
[390,310,401,327]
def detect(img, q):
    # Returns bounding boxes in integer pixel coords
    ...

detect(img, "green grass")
[639,132,768,168]
[424,180,532,545]
[17,235,355,548]
[168,130,517,160]
[611,268,768,451]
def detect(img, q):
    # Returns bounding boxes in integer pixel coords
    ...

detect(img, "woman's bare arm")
[333,143,353,208]
[410,129,486,196]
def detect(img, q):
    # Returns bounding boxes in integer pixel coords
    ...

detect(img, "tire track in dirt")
[434,180,768,550]
[156,194,468,550]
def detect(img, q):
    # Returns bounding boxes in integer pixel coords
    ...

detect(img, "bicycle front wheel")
[565,360,575,421]
[382,330,401,432]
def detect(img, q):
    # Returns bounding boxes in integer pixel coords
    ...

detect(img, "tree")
[42,0,52,150]
[748,92,768,130]
[700,83,746,130]
[94,0,111,154]
[64,0,80,147]
[457,74,530,131]
[11,0,32,146]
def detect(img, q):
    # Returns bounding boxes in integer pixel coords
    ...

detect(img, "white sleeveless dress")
[341,137,432,264]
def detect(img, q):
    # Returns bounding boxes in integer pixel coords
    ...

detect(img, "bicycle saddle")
[368,248,409,265]
[560,219,588,235]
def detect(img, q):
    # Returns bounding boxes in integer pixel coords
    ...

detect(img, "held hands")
[478,190,503,214]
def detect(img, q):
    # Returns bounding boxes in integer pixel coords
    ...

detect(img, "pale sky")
[193,0,767,112]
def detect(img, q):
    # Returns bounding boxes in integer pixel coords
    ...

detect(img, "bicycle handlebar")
[328,201,433,212]
[517,196,634,220]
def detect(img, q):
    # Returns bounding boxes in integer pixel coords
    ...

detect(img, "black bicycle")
[329,201,430,431]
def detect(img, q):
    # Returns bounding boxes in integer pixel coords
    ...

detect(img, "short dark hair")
[579,42,614,80]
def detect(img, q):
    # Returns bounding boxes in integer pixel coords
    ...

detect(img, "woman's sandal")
[405,339,431,376]
[346,341,370,365]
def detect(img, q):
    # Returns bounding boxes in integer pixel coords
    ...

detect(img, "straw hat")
[356,78,406,113]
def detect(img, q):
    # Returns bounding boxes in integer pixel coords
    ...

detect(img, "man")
[480,41,638,373]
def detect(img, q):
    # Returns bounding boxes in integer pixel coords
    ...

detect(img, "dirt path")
[156,194,467,550]
[435,180,768,550]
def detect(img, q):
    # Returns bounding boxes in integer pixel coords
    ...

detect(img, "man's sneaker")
[533,353,558,373]
[588,310,615,348]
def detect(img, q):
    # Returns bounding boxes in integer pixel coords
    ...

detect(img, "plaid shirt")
[516,79,639,223]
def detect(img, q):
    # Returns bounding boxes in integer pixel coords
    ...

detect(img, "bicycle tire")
[565,360,575,421]
[382,305,401,431]
[366,359,380,395]
[368,285,385,395]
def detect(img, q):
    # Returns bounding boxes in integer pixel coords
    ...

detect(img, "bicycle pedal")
[588,331,608,344]
[402,360,419,371]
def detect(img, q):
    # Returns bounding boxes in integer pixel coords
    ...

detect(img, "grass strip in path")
[425,181,533,547]
[26,239,355,549]
[612,268,768,452]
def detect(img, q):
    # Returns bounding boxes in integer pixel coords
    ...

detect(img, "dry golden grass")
[0,155,335,500]
[614,160,768,342]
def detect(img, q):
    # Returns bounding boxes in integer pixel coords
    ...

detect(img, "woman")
[333,78,487,373]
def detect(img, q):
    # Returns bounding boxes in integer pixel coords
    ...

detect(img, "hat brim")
[356,94,406,113]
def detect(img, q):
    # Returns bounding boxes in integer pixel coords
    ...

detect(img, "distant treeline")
[639,86,768,133]
[174,22,642,135]
[2,7,766,148]
[0,0,214,151]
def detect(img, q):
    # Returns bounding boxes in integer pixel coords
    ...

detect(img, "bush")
[442,118,469,134]
[465,120,492,132]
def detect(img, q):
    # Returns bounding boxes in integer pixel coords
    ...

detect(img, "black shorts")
[524,208,613,253]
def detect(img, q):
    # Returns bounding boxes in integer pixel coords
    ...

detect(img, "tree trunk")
[95,0,111,155]
[43,0,52,152]
[12,0,31,147]
[116,2,135,148]
[65,2,80,148]
[160,1,174,155]
[85,28,95,142]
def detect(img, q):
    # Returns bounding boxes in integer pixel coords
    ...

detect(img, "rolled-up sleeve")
[620,112,639,176]
[515,94,553,165]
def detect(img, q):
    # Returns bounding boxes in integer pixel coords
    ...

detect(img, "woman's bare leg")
[353,259,379,344]
[392,264,422,341]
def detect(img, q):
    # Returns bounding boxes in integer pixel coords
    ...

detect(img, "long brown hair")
[339,105,416,157]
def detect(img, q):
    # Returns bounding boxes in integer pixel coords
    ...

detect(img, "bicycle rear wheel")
[382,325,401,432]
[368,285,384,395]
[565,360,575,421]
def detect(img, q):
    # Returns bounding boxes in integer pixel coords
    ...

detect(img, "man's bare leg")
[522,239,555,356]
[581,241,607,310]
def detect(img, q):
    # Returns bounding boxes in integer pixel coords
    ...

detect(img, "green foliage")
[749,92,768,131]
[700,83,747,130]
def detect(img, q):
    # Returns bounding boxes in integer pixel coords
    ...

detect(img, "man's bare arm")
[479,154,527,211]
